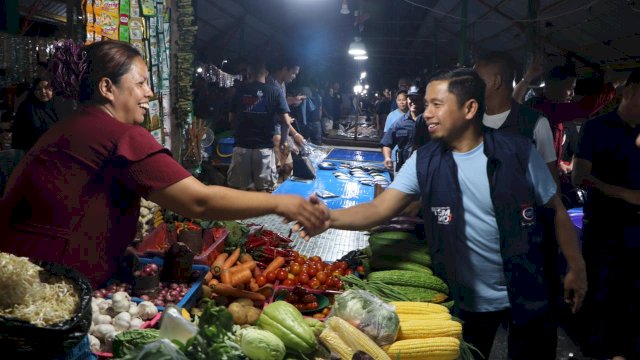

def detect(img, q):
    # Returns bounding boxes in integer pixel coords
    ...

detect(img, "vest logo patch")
[431,207,452,225]
[520,204,535,228]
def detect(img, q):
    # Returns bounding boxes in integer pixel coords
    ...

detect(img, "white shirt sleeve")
[526,144,558,205]
[387,152,421,195]
[532,116,557,164]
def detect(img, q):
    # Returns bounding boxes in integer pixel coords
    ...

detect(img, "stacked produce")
[137,198,161,237]
[89,293,159,353]
[384,301,461,360]
[359,231,452,306]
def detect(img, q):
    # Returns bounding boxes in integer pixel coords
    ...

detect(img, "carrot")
[220,269,232,285]
[253,266,262,278]
[211,253,229,276]
[249,278,259,292]
[232,260,256,273]
[211,283,266,301]
[222,248,241,270]
[263,256,285,274]
[230,268,253,286]
[207,278,219,286]
[239,253,253,263]
[204,271,214,284]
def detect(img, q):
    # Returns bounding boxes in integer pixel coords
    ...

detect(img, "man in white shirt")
[474,53,559,184]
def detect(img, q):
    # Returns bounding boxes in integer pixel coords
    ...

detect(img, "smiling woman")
[0,40,329,287]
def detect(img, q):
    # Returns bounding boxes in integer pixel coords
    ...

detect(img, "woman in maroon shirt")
[0,41,328,287]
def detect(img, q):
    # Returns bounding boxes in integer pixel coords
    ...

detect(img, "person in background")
[389,77,411,111]
[381,86,424,172]
[11,78,59,152]
[381,90,408,173]
[316,68,587,359]
[572,68,640,360]
[325,81,342,130]
[0,40,329,288]
[375,87,392,137]
[227,61,289,192]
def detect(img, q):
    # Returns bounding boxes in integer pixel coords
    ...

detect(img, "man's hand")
[287,194,330,240]
[384,158,393,171]
[524,56,545,82]
[563,258,588,314]
[293,133,305,147]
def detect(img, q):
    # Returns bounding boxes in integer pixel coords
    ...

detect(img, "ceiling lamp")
[340,0,350,15]
[354,55,368,60]
[348,37,367,56]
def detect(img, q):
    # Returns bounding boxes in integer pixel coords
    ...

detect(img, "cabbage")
[237,327,286,360]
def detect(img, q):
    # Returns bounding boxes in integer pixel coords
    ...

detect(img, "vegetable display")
[257,301,318,354]
[237,327,286,360]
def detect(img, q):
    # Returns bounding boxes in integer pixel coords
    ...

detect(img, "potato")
[227,302,248,325]
[246,306,261,325]
[234,298,254,307]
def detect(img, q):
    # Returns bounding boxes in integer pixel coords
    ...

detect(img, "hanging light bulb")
[348,37,367,56]
[340,0,350,15]
[354,55,368,60]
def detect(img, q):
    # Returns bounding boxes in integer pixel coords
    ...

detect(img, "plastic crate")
[134,224,228,265]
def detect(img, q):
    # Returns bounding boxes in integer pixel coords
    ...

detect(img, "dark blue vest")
[416,129,551,324]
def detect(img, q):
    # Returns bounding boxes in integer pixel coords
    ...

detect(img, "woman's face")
[110,57,154,124]
[34,81,53,102]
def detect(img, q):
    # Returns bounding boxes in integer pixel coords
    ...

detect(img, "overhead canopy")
[195,0,640,87]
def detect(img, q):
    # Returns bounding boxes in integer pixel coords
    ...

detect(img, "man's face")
[398,80,410,91]
[396,94,408,112]
[473,62,495,95]
[285,66,300,83]
[545,78,576,103]
[383,88,392,99]
[424,80,475,142]
[622,83,640,121]
[407,95,424,114]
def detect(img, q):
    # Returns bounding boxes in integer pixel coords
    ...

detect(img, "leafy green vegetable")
[113,329,160,358]
[176,299,244,360]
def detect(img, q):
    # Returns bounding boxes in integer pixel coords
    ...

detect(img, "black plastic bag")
[292,152,316,180]
[0,261,92,358]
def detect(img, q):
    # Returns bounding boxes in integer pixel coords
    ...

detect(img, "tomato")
[298,274,310,284]
[282,279,295,286]
[290,263,301,275]
[337,262,348,270]
[307,302,319,310]
[255,275,267,287]
[356,265,365,274]
[325,277,334,287]
[276,269,288,281]
[333,279,343,289]
[332,270,343,277]
[315,271,328,284]
[306,266,318,278]
[302,294,317,303]
[313,313,325,319]
[344,268,354,276]
[294,303,305,311]
[310,255,322,262]
[318,285,328,291]
[308,278,321,289]
[285,293,299,303]
[322,307,332,315]
[265,271,276,282]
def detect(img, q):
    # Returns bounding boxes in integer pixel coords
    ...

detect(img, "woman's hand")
[275,194,330,240]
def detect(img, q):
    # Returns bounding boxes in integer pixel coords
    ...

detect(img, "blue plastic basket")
[216,137,235,157]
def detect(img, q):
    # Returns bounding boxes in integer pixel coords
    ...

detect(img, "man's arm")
[545,194,588,313]
[382,146,393,171]
[571,158,592,188]
[513,58,544,103]
[330,188,416,230]
[574,157,640,205]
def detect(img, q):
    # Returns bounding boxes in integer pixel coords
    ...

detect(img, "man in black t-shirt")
[228,62,289,191]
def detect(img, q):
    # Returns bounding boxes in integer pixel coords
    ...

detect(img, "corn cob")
[386,337,460,360]
[319,328,355,359]
[391,301,450,315]
[327,317,391,360]
[397,319,462,340]
[367,270,449,294]
[397,312,452,323]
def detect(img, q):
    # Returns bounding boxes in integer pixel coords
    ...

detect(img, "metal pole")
[458,0,468,66]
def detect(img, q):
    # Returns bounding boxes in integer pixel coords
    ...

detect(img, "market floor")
[488,325,590,360]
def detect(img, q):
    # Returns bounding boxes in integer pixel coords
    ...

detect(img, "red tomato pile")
[260,253,349,290]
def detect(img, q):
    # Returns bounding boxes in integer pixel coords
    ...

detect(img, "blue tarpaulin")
[325,148,385,163]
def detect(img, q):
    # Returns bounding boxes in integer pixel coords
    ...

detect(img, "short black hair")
[395,90,408,98]
[625,68,640,87]
[429,67,486,120]
[268,54,300,73]
[475,52,516,89]
[546,65,576,82]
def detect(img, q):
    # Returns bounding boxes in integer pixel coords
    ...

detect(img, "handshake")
[274,193,331,240]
